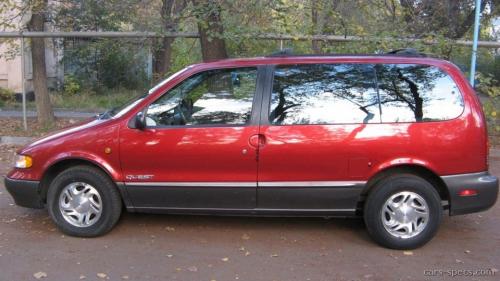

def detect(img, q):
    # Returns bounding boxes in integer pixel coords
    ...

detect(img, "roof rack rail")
[268,48,294,57]
[385,48,428,57]
[262,48,432,58]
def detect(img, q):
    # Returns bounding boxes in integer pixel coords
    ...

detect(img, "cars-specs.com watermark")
[424,268,497,278]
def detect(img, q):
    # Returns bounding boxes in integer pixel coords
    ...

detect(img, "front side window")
[376,64,464,122]
[146,67,257,126]
[269,64,380,125]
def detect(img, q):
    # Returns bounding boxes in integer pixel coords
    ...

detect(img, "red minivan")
[4,51,499,249]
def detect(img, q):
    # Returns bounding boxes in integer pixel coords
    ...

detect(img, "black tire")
[364,174,443,249]
[47,165,122,237]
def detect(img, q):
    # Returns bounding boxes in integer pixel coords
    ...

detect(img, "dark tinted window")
[376,64,464,122]
[270,64,380,125]
[146,68,257,126]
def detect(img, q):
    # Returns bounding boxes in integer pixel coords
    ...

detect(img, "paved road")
[0,150,498,281]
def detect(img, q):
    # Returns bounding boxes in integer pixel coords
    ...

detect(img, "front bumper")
[4,177,44,209]
[442,172,499,216]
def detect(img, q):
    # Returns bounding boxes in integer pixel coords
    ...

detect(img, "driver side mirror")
[131,111,146,130]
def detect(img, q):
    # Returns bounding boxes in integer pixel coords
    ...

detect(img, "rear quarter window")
[376,64,464,123]
[269,63,464,125]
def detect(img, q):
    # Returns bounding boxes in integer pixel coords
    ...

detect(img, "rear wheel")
[364,174,442,249]
[47,165,122,237]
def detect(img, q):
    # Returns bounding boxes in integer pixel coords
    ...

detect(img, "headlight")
[15,155,32,168]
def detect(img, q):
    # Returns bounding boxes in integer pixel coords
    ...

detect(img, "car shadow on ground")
[112,211,373,244]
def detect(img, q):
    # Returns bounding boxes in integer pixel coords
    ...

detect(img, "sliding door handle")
[249,134,266,148]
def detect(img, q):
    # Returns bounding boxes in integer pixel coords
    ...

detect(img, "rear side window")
[376,64,464,123]
[269,63,464,125]
[270,64,380,125]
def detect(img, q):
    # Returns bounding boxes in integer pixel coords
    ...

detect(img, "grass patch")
[51,87,142,111]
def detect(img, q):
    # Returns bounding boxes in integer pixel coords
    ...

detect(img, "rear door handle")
[249,134,266,149]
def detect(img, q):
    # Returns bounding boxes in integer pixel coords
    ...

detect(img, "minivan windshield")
[97,66,191,119]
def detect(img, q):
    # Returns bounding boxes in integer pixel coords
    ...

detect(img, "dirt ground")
[0,147,498,281]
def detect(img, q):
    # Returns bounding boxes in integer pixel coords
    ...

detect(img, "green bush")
[476,73,500,134]
[63,39,150,94]
[0,86,14,105]
[63,74,81,96]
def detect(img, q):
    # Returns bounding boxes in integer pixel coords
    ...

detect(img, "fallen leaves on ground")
[33,272,47,279]
[187,266,198,272]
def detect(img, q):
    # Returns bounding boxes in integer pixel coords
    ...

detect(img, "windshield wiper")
[96,108,116,120]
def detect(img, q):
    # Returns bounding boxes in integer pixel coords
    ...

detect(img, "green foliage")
[63,39,150,93]
[51,87,140,111]
[476,73,500,98]
[476,72,500,134]
[63,75,81,96]
[0,87,14,107]
[54,0,141,31]
[98,41,149,90]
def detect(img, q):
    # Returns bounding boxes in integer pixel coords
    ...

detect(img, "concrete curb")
[0,110,96,119]
[0,136,33,145]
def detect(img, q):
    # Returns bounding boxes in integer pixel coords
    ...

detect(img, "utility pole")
[470,0,482,87]
[21,34,27,130]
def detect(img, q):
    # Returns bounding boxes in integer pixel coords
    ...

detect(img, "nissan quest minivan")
[5,51,499,249]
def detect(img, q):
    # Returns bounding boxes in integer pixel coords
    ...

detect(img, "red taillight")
[458,189,478,197]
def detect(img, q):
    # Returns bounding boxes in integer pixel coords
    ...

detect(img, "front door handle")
[249,134,266,149]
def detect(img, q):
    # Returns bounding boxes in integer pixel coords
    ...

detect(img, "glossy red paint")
[7,119,122,181]
[119,125,259,182]
[7,55,488,186]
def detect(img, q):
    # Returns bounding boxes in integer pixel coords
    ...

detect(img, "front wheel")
[364,174,443,249]
[47,165,122,237]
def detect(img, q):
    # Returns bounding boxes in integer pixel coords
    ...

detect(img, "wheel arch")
[357,164,449,213]
[39,158,117,203]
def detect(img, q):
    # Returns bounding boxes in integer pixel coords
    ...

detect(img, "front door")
[120,67,264,210]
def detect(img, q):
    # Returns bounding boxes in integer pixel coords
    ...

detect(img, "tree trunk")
[311,0,322,54]
[446,0,461,38]
[28,0,54,127]
[400,0,416,25]
[153,37,175,79]
[194,0,228,61]
[153,0,187,79]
